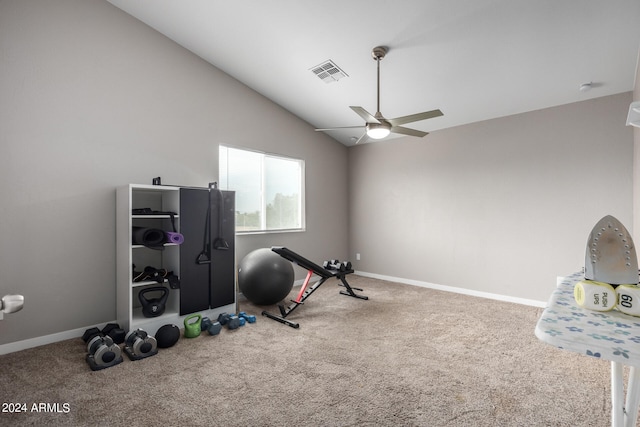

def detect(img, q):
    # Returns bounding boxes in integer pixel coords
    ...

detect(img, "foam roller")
[574,280,616,311]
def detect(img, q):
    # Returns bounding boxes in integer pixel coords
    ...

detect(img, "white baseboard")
[0,321,117,356]
[354,271,547,308]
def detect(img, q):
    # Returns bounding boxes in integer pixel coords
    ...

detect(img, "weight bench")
[261,246,368,328]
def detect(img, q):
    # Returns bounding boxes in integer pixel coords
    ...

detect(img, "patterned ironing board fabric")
[535,271,640,368]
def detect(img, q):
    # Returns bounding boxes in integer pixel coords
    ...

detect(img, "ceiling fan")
[315,46,443,144]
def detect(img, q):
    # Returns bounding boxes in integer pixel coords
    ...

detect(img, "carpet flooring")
[0,275,617,426]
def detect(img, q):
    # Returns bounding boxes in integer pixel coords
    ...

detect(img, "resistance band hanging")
[196,186,212,264]
[212,182,229,251]
[196,182,229,264]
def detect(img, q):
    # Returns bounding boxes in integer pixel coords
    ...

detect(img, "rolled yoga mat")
[132,227,167,249]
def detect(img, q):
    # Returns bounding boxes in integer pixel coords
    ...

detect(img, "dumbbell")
[200,316,222,335]
[322,260,337,269]
[207,321,222,335]
[218,312,241,330]
[332,260,352,271]
[224,313,247,327]
[123,329,158,360]
[82,324,127,345]
[86,335,123,371]
[201,316,213,331]
[574,280,616,311]
[102,323,126,344]
[323,260,345,271]
[82,327,103,343]
[238,311,257,324]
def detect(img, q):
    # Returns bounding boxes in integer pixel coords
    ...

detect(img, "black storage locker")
[179,187,235,315]
[209,190,236,309]
[179,187,210,315]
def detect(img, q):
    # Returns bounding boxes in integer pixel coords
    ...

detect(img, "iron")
[584,215,639,285]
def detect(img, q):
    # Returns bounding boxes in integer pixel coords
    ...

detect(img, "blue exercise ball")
[238,248,294,305]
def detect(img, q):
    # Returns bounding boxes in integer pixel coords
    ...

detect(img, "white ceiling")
[107,0,640,146]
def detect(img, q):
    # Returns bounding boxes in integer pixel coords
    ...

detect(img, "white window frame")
[219,145,306,234]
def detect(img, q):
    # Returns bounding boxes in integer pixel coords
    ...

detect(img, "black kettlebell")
[138,286,169,317]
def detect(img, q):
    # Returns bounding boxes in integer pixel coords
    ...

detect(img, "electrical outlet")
[356,253,361,261]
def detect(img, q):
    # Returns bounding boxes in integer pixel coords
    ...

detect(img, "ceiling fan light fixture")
[316,45,443,144]
[366,122,391,139]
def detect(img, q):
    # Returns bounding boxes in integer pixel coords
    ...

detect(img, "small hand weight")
[184,313,202,338]
[208,321,222,336]
[201,317,213,332]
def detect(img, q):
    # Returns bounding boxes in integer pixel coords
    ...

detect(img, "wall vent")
[310,60,348,83]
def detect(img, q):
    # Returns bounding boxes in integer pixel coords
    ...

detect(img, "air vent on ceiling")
[310,60,348,83]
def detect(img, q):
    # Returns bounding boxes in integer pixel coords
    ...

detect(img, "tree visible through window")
[219,145,305,233]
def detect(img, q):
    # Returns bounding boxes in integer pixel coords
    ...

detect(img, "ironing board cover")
[535,272,640,368]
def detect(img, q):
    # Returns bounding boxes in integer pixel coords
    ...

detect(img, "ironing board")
[535,272,640,427]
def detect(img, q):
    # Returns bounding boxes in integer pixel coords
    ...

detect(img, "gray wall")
[633,50,640,247]
[0,0,348,346]
[1,0,636,350]
[348,92,634,303]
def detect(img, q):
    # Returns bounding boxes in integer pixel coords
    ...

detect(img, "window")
[219,145,305,233]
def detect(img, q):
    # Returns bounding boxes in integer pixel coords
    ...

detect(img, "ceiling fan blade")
[390,125,428,138]
[350,106,380,124]
[354,132,368,145]
[388,109,443,127]
[315,125,364,131]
